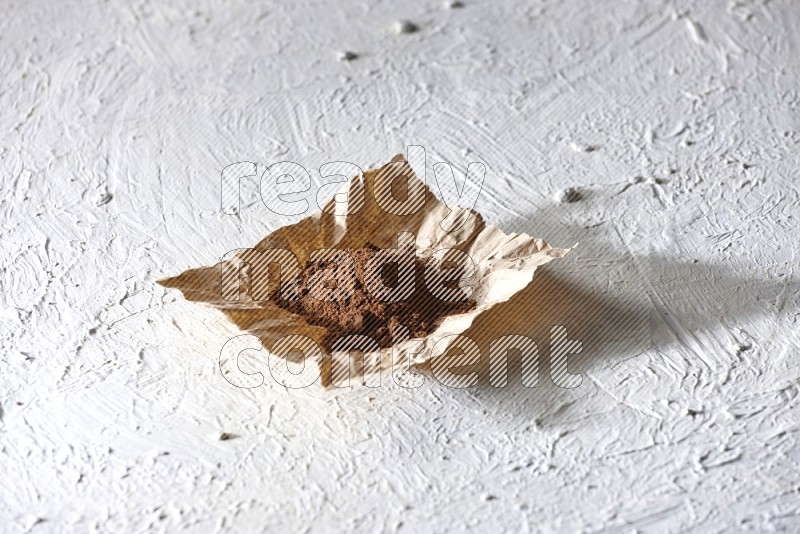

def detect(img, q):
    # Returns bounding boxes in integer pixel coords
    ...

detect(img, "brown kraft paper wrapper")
[158,154,571,387]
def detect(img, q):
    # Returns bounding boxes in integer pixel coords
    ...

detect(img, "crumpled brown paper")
[158,154,570,387]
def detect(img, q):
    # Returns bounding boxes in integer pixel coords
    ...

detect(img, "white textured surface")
[2,0,799,532]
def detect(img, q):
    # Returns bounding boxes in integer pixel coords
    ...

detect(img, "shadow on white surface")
[438,212,793,427]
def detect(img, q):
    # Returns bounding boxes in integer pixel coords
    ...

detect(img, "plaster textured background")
[1,0,799,532]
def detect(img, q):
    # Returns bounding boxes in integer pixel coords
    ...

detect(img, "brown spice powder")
[273,244,476,351]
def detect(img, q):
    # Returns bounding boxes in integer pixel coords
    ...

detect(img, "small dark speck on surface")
[445,0,464,7]
[219,432,238,441]
[95,190,113,206]
[393,20,418,34]
[337,50,357,61]
[554,187,580,203]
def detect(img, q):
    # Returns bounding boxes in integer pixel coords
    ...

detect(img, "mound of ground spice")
[273,243,476,351]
